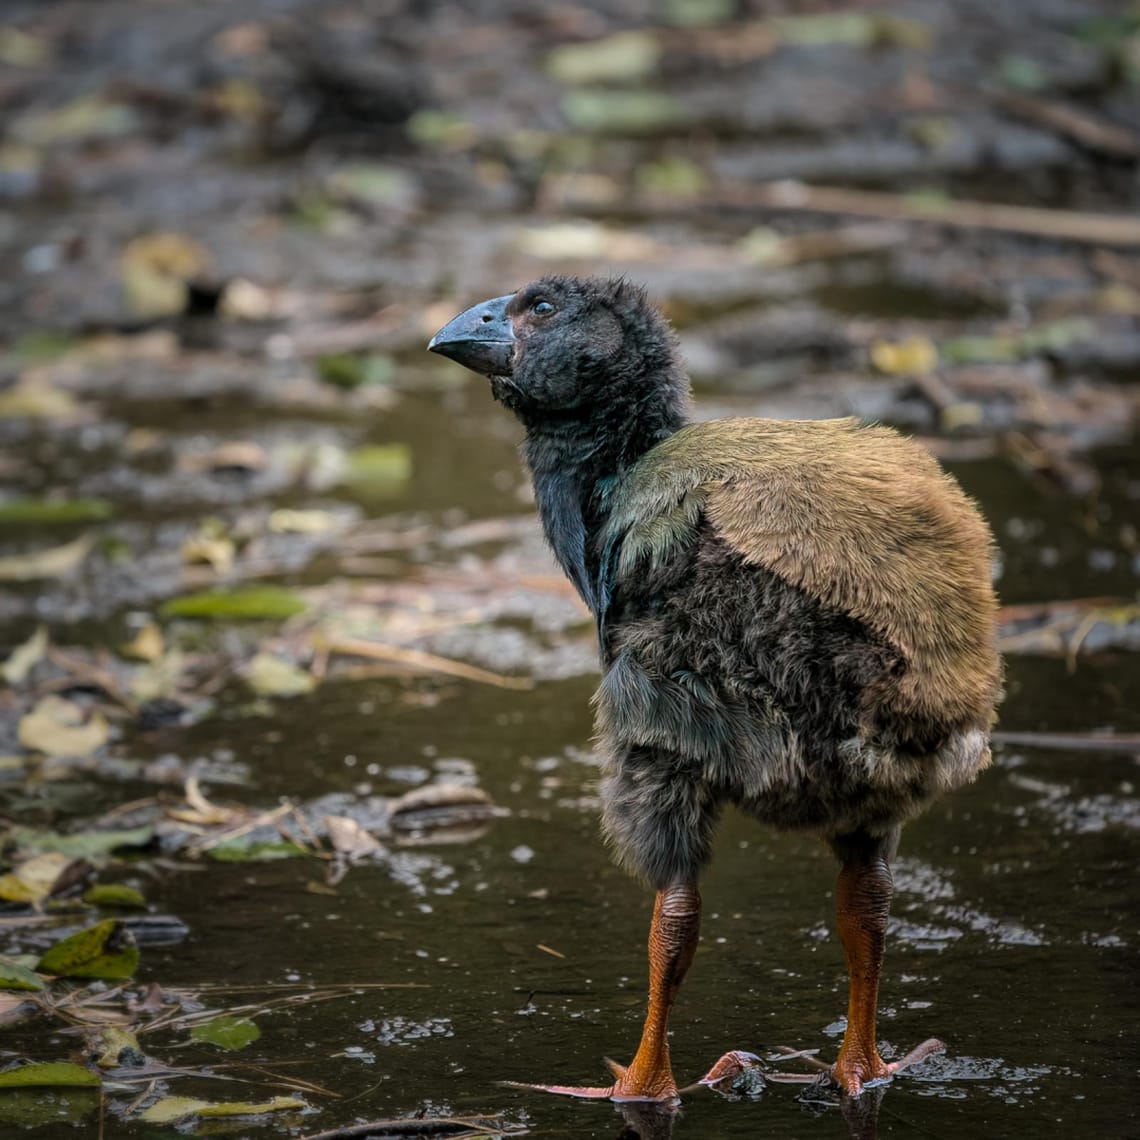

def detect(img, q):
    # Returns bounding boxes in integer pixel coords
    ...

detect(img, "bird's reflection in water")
[608,1081,888,1140]
[612,1100,678,1140]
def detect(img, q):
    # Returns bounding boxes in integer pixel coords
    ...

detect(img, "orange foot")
[502,1058,680,1103]
[832,1038,946,1097]
[699,1040,946,1098]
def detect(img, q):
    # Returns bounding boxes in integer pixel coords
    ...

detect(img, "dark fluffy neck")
[521,386,687,615]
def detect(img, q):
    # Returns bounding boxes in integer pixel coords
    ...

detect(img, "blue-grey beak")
[427,293,515,377]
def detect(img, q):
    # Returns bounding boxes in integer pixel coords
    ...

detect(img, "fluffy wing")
[599,418,1001,729]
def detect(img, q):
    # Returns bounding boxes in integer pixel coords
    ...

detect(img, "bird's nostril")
[481,314,493,323]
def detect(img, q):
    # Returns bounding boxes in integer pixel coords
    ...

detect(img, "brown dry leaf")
[179,441,268,475]
[2,625,48,685]
[18,696,108,757]
[0,534,93,581]
[0,378,80,420]
[180,533,235,575]
[324,815,385,861]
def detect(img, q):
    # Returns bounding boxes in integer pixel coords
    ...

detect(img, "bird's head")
[427,276,685,423]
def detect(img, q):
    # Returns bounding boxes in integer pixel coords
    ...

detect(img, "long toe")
[886,1037,946,1076]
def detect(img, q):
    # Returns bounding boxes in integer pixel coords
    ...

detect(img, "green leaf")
[36,920,139,980]
[562,90,682,134]
[83,884,146,909]
[546,32,661,85]
[0,958,46,992]
[139,1095,306,1123]
[405,110,475,150]
[246,653,316,698]
[0,1062,99,1089]
[10,331,75,363]
[206,839,307,862]
[161,586,308,621]
[190,1016,261,1051]
[0,498,113,525]
[6,824,155,860]
[317,352,395,389]
[341,444,413,496]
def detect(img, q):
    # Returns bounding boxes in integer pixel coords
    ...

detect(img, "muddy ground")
[0,1,1138,1138]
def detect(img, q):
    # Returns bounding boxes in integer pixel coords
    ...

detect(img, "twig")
[991,88,1140,160]
[692,180,1140,247]
[299,1116,525,1140]
[186,802,295,854]
[326,639,533,690]
[992,730,1140,754]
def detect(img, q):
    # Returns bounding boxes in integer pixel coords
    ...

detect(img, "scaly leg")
[506,882,702,1102]
[831,829,943,1096]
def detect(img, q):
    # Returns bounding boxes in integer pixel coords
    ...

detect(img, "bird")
[427,275,1002,1103]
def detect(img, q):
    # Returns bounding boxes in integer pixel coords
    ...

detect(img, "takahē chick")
[428,276,1002,1102]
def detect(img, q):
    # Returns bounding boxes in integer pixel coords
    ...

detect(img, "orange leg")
[506,882,701,1102]
[831,832,944,1096]
[832,843,894,1093]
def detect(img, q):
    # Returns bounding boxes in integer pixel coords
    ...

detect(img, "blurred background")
[0,1,1137,1137]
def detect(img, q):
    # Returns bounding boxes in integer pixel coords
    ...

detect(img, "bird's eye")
[532,300,555,316]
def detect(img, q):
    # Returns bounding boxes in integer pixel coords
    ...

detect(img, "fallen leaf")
[388,784,497,833]
[0,534,94,581]
[37,920,139,980]
[2,625,48,685]
[12,95,137,145]
[179,441,268,474]
[268,508,337,534]
[0,378,79,420]
[119,622,164,663]
[139,1095,305,1123]
[0,499,112,525]
[189,1016,261,1051]
[120,232,214,319]
[0,852,74,903]
[0,1062,100,1089]
[546,31,661,85]
[219,277,274,320]
[18,696,108,757]
[0,26,54,67]
[341,444,413,496]
[161,586,307,621]
[180,533,236,575]
[870,336,939,376]
[562,90,682,134]
[6,825,155,860]
[93,1026,143,1069]
[83,884,146,909]
[0,959,46,993]
[246,653,315,698]
[324,815,385,861]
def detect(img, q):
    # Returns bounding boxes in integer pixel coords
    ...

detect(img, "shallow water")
[6,383,1137,1138]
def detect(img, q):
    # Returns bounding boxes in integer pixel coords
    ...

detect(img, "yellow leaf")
[870,336,938,376]
[119,622,164,663]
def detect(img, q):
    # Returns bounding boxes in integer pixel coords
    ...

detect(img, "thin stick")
[326,639,533,690]
[992,730,1140,754]
[697,181,1140,247]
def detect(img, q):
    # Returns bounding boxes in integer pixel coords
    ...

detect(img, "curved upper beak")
[427,293,515,377]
